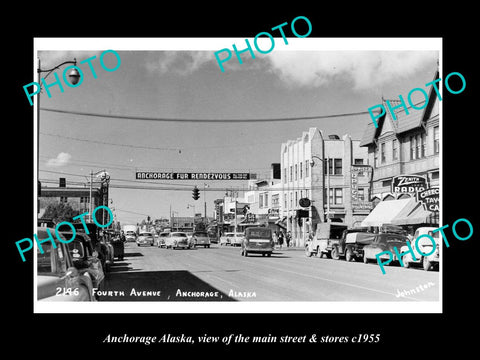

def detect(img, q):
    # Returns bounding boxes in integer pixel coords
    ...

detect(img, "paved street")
[100,242,439,302]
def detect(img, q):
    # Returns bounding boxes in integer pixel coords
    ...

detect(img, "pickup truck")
[305,222,347,259]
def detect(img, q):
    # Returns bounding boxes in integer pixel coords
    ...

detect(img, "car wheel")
[346,248,353,262]
[403,257,411,268]
[267,253,272,257]
[331,246,340,260]
[423,256,432,271]
[244,251,248,257]
[315,247,322,258]
[305,246,312,257]
[363,255,369,264]
[262,253,265,257]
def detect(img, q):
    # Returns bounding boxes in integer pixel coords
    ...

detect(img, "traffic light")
[192,186,200,200]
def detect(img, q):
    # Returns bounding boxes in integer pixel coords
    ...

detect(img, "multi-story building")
[38,177,107,225]
[359,70,440,228]
[280,128,370,246]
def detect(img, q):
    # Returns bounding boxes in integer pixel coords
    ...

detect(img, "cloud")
[263,51,438,90]
[46,152,72,167]
[145,51,213,75]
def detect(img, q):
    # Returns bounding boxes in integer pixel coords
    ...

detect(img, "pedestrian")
[273,231,278,246]
[286,231,291,248]
[278,231,284,249]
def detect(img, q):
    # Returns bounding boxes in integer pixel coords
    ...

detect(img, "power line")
[41,107,373,123]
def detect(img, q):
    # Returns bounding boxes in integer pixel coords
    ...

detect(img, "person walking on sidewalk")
[278,230,284,249]
[286,231,291,248]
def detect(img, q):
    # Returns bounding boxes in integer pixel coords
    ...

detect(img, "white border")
[33,37,442,314]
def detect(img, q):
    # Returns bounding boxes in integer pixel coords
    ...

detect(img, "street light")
[36,57,80,198]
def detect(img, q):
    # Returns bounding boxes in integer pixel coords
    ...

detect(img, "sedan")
[157,232,170,248]
[136,232,155,246]
[363,233,408,264]
[165,232,190,249]
[37,228,95,302]
[192,231,211,248]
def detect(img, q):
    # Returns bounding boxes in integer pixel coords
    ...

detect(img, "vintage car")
[220,232,244,246]
[305,222,348,258]
[400,227,440,271]
[37,228,96,302]
[165,232,190,249]
[61,231,105,291]
[191,231,211,248]
[124,230,137,242]
[136,231,155,246]
[342,231,376,262]
[241,227,274,257]
[363,233,409,265]
[157,232,170,248]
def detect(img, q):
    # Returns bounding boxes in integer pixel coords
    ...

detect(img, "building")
[38,177,108,225]
[359,70,440,228]
[280,128,370,246]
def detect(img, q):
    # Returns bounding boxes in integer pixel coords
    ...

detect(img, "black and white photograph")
[7,8,477,355]
[31,38,443,313]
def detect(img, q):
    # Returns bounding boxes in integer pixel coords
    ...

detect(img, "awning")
[391,200,438,225]
[361,198,415,227]
[275,217,287,229]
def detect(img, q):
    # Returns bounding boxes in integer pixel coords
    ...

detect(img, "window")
[410,136,416,160]
[392,139,398,161]
[283,168,287,183]
[324,158,342,175]
[415,134,421,159]
[421,133,426,158]
[334,159,342,175]
[434,126,439,154]
[272,194,279,207]
[381,143,386,164]
[264,193,268,207]
[354,158,364,165]
[305,160,309,177]
[259,194,264,208]
[358,188,365,201]
[294,164,298,180]
[60,196,68,203]
[284,193,287,208]
[300,163,303,179]
[290,192,293,208]
[329,188,343,205]
[374,147,379,167]
[290,166,293,182]
[295,191,298,207]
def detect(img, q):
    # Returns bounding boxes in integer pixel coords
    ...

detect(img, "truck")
[305,222,348,259]
[305,222,374,260]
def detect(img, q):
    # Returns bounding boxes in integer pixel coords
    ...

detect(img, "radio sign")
[417,187,439,212]
[392,175,428,194]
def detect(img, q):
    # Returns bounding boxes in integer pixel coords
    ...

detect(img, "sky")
[35,38,439,225]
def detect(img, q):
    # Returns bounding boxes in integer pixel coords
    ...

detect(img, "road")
[99,241,439,303]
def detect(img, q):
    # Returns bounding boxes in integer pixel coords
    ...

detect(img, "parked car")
[192,231,211,248]
[400,227,440,271]
[37,228,96,302]
[61,232,105,291]
[363,233,409,265]
[305,222,348,258]
[157,232,170,248]
[241,227,274,257]
[165,232,190,249]
[136,232,155,246]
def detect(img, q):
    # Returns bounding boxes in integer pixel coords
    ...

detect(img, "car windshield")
[194,232,208,237]
[126,231,135,235]
[160,233,169,237]
[226,234,235,237]
[247,229,271,239]
[140,233,152,237]
[172,233,187,238]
